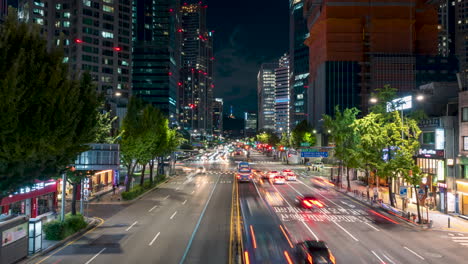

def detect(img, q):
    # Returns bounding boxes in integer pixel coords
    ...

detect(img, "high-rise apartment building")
[18,0,133,122]
[303,0,439,129]
[275,54,290,134]
[213,98,223,136]
[258,62,278,131]
[455,0,468,89]
[132,0,180,122]
[179,1,214,134]
[289,0,309,129]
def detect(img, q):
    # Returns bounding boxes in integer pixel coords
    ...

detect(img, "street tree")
[290,120,316,148]
[323,107,361,190]
[0,13,100,198]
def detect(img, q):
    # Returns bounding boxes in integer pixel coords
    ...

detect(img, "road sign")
[300,148,318,152]
[301,152,328,158]
[300,142,311,147]
[399,186,408,198]
[417,188,425,200]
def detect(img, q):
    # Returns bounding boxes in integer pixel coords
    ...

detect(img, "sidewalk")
[305,171,468,233]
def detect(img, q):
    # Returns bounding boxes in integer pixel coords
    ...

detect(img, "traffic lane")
[33,174,214,264]
[182,173,233,264]
[238,181,295,264]
[93,173,220,264]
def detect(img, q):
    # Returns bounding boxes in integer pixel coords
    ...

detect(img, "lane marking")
[182,199,187,205]
[279,225,294,248]
[250,225,257,248]
[170,211,178,220]
[364,222,380,231]
[371,250,385,264]
[191,190,195,194]
[148,205,158,212]
[164,195,170,200]
[84,248,106,264]
[148,232,161,246]
[179,174,221,264]
[301,221,320,241]
[176,187,180,191]
[333,221,359,241]
[404,246,425,260]
[34,218,105,264]
[382,253,396,264]
[126,221,138,231]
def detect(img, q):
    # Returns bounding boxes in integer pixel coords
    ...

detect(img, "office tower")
[289,0,309,129]
[18,0,133,123]
[275,54,290,134]
[179,1,214,134]
[258,62,278,131]
[213,98,223,136]
[132,0,180,122]
[455,0,468,89]
[244,112,258,137]
[303,0,438,128]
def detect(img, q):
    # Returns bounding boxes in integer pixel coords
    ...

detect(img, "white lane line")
[176,186,180,190]
[182,199,187,205]
[449,233,454,236]
[364,222,380,231]
[298,180,344,209]
[148,205,158,212]
[301,221,320,241]
[126,221,138,231]
[404,246,425,260]
[170,211,178,220]
[453,238,468,241]
[371,251,385,264]
[333,221,359,241]
[148,232,161,246]
[84,248,106,264]
[460,243,468,246]
[382,253,396,264]
[191,190,195,194]
[164,195,170,200]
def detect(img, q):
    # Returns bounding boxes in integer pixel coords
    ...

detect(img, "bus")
[237,162,252,182]
[238,162,251,171]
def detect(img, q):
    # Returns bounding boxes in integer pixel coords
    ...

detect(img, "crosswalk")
[448,233,468,247]
[205,171,234,175]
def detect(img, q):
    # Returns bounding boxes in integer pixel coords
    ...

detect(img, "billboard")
[386,96,412,112]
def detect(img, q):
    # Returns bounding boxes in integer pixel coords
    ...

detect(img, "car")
[282,169,293,175]
[295,240,336,264]
[267,171,280,179]
[285,173,297,181]
[196,166,206,173]
[272,176,286,184]
[296,195,324,209]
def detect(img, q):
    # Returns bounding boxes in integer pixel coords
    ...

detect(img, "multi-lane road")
[31,149,468,264]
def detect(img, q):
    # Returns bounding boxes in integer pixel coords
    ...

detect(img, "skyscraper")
[212,98,223,136]
[18,0,133,123]
[303,0,438,129]
[132,0,180,122]
[289,0,309,129]
[275,54,290,134]
[455,0,468,89]
[179,1,214,134]
[244,112,258,137]
[258,62,278,131]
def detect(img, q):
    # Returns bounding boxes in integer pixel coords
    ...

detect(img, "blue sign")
[399,186,408,198]
[301,152,328,158]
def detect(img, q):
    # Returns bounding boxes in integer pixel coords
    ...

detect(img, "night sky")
[207,0,289,117]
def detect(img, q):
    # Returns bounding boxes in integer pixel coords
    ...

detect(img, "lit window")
[121,60,129,66]
[103,5,114,12]
[63,57,69,63]
[34,1,45,7]
[464,137,468,151]
[55,21,61,27]
[103,0,113,3]
[56,4,61,9]
[64,12,71,18]
[117,68,122,74]
[63,21,71,27]
[83,0,91,7]
[463,108,468,122]
[101,31,114,38]
[33,18,44,25]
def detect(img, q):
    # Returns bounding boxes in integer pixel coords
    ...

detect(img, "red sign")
[1,180,57,206]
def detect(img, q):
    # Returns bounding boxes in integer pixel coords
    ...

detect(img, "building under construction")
[303,0,439,128]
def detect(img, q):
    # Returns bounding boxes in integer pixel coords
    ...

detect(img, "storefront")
[0,180,58,218]
[56,169,117,200]
[456,180,468,216]
[417,149,447,212]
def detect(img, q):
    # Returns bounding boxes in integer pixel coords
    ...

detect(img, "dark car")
[295,195,324,209]
[295,240,336,264]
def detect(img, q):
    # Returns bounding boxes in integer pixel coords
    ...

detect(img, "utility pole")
[61,172,67,222]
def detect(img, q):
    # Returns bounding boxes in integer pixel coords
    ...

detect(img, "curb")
[334,187,422,229]
[20,217,100,264]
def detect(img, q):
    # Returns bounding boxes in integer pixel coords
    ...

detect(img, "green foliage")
[43,213,88,240]
[94,109,118,144]
[255,130,280,146]
[290,120,316,148]
[0,12,100,197]
[279,132,291,148]
[121,175,166,201]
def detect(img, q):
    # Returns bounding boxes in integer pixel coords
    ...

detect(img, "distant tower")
[229,105,235,119]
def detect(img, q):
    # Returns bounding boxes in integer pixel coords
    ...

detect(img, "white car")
[267,171,280,179]
[272,176,286,185]
[285,173,297,181]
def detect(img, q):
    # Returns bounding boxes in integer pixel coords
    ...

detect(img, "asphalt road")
[32,155,234,264]
[241,151,468,264]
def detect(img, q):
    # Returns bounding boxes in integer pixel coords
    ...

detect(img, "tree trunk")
[365,169,370,200]
[337,162,342,186]
[346,167,351,191]
[71,183,78,215]
[125,164,132,192]
[140,164,146,186]
[149,159,154,184]
[414,186,422,223]
[388,176,395,207]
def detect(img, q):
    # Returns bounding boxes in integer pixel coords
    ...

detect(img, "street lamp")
[115,92,122,97]
[369,97,378,104]
[313,129,317,134]
[416,94,424,101]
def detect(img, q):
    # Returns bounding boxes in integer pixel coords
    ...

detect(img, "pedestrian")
[373,186,378,202]
[112,184,116,195]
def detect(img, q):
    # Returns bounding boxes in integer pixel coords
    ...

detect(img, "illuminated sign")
[435,128,445,150]
[2,223,28,247]
[386,96,412,112]
[437,160,445,181]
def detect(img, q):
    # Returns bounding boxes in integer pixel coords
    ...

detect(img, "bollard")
[448,217,451,228]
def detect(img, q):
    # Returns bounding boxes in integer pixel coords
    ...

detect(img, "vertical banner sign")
[31,198,38,218]
[435,128,445,150]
